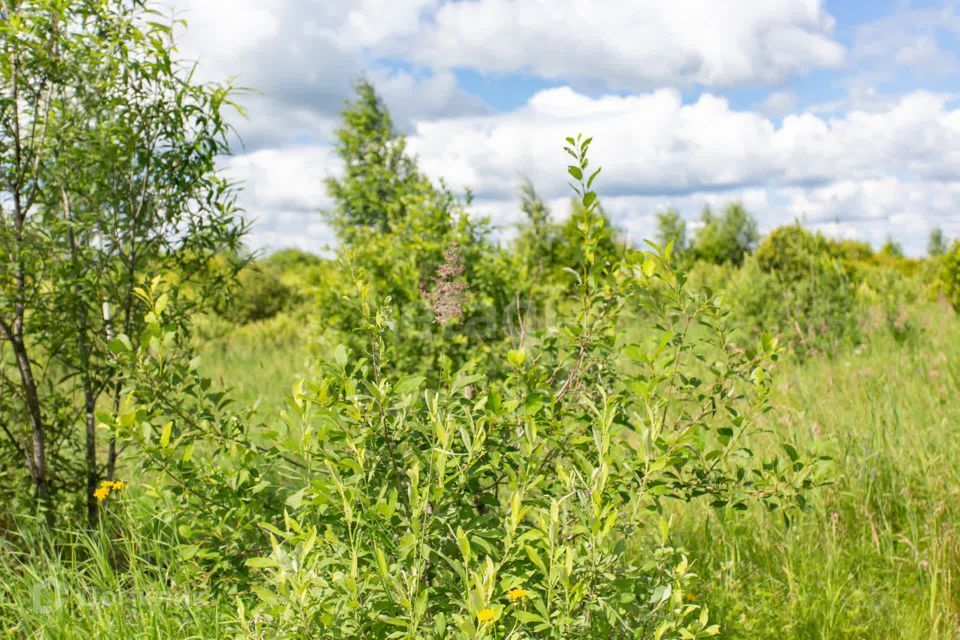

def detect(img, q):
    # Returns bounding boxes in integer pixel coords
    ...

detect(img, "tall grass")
[673,303,960,638]
[0,512,233,639]
[3,305,956,638]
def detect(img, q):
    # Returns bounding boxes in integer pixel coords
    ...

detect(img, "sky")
[162,0,960,256]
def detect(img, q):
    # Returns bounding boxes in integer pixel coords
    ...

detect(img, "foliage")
[881,236,904,258]
[726,225,859,357]
[689,203,759,266]
[107,137,810,640]
[217,262,294,325]
[0,0,243,523]
[654,209,688,260]
[324,79,433,242]
[939,241,960,312]
[927,227,948,258]
[319,81,526,385]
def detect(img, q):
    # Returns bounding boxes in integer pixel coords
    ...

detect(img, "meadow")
[4,2,960,638]
[190,301,960,639]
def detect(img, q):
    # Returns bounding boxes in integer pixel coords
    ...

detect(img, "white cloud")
[149,1,960,256]
[403,86,960,254]
[160,0,486,150]
[412,0,844,90]
[224,145,340,253]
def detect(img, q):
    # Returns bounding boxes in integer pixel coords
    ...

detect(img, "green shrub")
[105,137,819,639]
[727,225,859,358]
[218,263,294,324]
[689,203,759,267]
[938,241,960,312]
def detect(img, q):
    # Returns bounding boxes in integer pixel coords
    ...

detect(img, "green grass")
[0,515,234,639]
[673,304,960,638]
[3,305,958,638]
[194,311,316,420]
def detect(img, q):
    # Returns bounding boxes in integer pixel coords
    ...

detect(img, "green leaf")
[286,487,307,509]
[513,610,546,625]
[567,165,583,181]
[507,349,526,368]
[245,557,278,569]
[159,421,172,448]
[642,256,658,278]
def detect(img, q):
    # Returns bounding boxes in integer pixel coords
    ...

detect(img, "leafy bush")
[106,137,819,639]
[219,263,294,325]
[726,225,859,358]
[938,241,960,312]
[689,203,759,267]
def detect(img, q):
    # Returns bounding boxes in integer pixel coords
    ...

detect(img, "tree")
[928,227,948,257]
[880,235,904,258]
[0,0,243,523]
[654,208,687,257]
[324,79,434,242]
[690,203,759,266]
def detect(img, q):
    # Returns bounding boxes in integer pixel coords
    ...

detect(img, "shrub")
[218,263,294,324]
[939,241,960,312]
[689,203,759,267]
[107,137,820,639]
[727,225,859,358]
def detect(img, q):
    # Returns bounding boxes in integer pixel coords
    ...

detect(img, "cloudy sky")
[163,0,960,256]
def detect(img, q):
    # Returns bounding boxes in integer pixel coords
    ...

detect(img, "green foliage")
[927,227,948,258]
[727,225,859,357]
[0,0,243,522]
[217,262,294,325]
[91,137,819,640]
[324,79,435,241]
[654,209,688,259]
[689,203,758,266]
[881,235,905,258]
[939,241,960,312]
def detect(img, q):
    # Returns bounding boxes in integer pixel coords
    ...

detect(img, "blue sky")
[167,0,960,255]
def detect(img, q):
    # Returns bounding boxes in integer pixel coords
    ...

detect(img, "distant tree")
[941,241,960,311]
[654,208,687,257]
[881,235,904,258]
[515,178,561,278]
[690,203,759,266]
[324,79,436,242]
[928,227,948,257]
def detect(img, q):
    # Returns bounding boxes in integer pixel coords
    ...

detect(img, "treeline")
[223,79,960,365]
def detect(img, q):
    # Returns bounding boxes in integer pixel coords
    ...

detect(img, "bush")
[727,225,860,358]
[106,137,820,639]
[219,263,294,324]
[939,241,960,312]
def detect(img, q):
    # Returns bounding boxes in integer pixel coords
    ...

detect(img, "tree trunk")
[83,383,98,526]
[8,331,51,508]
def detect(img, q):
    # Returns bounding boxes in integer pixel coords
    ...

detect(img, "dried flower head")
[423,242,467,324]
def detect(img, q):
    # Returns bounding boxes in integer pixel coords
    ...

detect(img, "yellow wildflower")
[93,486,110,502]
[507,588,528,602]
[476,608,495,624]
[111,480,125,491]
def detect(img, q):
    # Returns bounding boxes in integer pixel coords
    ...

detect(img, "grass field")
[193,301,959,638]
[2,303,957,638]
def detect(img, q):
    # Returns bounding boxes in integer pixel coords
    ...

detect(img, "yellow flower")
[476,608,495,624]
[686,592,696,602]
[93,486,110,502]
[507,588,528,602]
[111,480,125,491]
